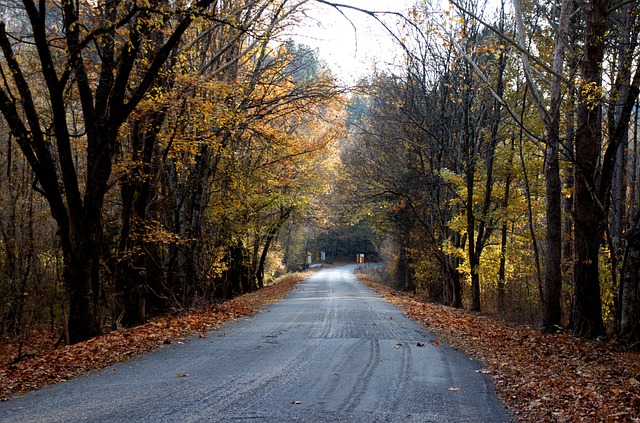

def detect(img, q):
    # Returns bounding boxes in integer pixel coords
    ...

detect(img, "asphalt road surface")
[0,266,513,422]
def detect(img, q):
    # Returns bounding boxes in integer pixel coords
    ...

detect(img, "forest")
[0,0,639,352]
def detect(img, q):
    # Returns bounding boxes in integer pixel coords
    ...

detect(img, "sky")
[290,0,417,84]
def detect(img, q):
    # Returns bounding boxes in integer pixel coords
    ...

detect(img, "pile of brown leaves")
[361,278,640,422]
[0,273,309,400]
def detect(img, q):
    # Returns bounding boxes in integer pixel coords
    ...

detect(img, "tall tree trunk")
[543,126,563,331]
[63,210,106,343]
[562,1,578,285]
[461,59,481,312]
[544,0,571,332]
[572,0,608,338]
[563,100,575,282]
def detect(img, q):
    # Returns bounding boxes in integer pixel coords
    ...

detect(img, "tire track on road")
[339,338,381,413]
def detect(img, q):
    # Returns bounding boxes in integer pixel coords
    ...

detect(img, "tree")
[112,0,305,323]
[0,0,253,343]
[512,0,572,332]
[449,0,640,338]
[572,0,640,338]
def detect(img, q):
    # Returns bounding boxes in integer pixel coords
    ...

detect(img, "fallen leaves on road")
[361,277,640,423]
[0,273,310,400]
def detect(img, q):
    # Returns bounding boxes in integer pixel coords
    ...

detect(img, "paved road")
[0,266,513,422]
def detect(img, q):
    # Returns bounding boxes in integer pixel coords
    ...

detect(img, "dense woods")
[342,0,640,346]
[1,0,640,353]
